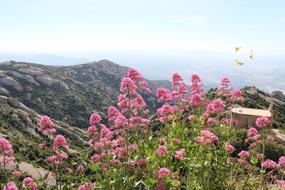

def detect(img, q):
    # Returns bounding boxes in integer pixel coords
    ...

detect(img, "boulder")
[0,87,9,95]
[0,76,23,92]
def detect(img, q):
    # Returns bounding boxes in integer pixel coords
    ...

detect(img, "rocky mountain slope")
[0,60,167,128]
[0,95,87,168]
[242,86,285,128]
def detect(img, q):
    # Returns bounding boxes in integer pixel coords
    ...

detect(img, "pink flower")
[278,156,285,167]
[189,94,203,107]
[52,135,69,150]
[262,159,278,169]
[120,77,137,94]
[109,159,122,166]
[129,144,138,150]
[139,80,152,93]
[267,135,274,141]
[23,177,37,190]
[117,94,128,112]
[210,99,225,113]
[156,88,172,102]
[39,116,56,136]
[221,77,230,86]
[77,182,93,190]
[196,130,219,145]
[100,124,113,140]
[39,115,54,128]
[76,164,85,174]
[225,144,235,153]
[87,125,98,138]
[191,74,204,96]
[256,116,271,128]
[276,180,285,188]
[217,77,234,97]
[157,167,171,179]
[172,73,183,86]
[114,114,127,129]
[0,138,14,155]
[0,138,15,164]
[156,145,168,156]
[89,112,102,125]
[175,149,186,160]
[238,150,250,159]
[91,154,101,163]
[108,106,120,122]
[128,68,143,80]
[187,115,195,121]
[3,182,18,190]
[157,104,177,123]
[231,89,244,102]
[247,127,259,138]
[156,181,168,190]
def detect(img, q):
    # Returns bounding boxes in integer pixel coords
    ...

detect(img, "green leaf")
[90,163,100,172]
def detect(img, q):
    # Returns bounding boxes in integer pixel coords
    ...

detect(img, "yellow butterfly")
[235,47,241,52]
[249,49,253,59]
[236,59,244,66]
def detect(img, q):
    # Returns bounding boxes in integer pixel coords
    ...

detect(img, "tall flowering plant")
[38,116,69,190]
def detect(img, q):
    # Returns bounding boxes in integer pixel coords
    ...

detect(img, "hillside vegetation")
[0,60,165,128]
[1,66,285,189]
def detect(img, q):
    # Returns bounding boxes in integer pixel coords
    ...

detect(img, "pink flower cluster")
[175,149,186,160]
[261,159,278,169]
[238,150,250,159]
[89,112,102,125]
[157,104,178,123]
[85,69,152,172]
[156,145,168,156]
[120,77,137,94]
[278,156,285,167]
[189,74,204,107]
[172,73,188,100]
[156,88,173,103]
[196,130,219,145]
[217,77,244,102]
[0,138,15,164]
[191,74,204,96]
[225,144,235,153]
[22,177,37,190]
[157,167,171,179]
[3,182,18,190]
[246,127,261,144]
[128,68,151,93]
[52,135,69,151]
[77,182,93,190]
[39,116,56,136]
[203,99,225,118]
[256,116,271,128]
[276,180,285,188]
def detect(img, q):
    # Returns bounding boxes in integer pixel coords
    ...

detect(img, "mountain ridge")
[0,60,170,128]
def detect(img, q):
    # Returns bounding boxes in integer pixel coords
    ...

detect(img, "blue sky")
[0,0,284,55]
